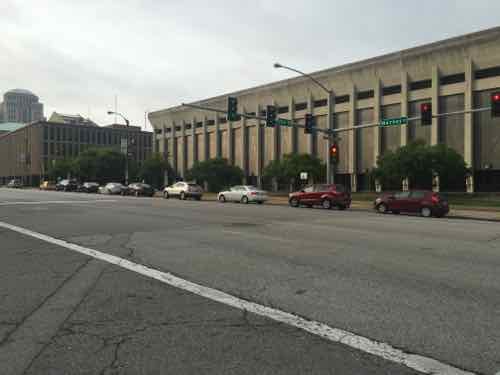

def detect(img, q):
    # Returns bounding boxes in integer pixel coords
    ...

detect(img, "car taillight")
[250,192,257,196]
[431,194,439,204]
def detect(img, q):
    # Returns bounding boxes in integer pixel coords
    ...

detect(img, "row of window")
[43,126,152,147]
[42,142,151,161]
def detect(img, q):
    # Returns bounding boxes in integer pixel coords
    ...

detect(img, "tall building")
[0,89,44,124]
[0,120,152,186]
[149,26,500,192]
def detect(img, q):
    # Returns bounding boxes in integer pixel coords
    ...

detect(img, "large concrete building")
[0,121,152,186]
[149,27,500,192]
[0,89,44,124]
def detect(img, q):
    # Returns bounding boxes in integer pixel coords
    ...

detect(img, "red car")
[289,184,351,210]
[374,190,449,218]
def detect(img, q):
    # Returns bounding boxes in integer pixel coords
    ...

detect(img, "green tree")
[186,158,244,192]
[48,158,76,181]
[373,141,466,191]
[262,153,326,190]
[73,148,126,184]
[138,154,172,189]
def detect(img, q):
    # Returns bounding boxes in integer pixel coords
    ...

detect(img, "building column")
[464,58,475,193]
[180,120,187,178]
[373,78,382,165]
[256,104,263,188]
[431,66,440,145]
[307,94,315,155]
[227,119,234,164]
[192,117,197,164]
[400,72,409,146]
[272,100,280,162]
[326,91,335,184]
[215,115,221,158]
[349,85,358,192]
[171,122,177,177]
[290,97,298,154]
[203,116,209,162]
[241,108,248,183]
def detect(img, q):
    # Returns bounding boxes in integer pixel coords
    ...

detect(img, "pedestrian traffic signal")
[421,102,432,126]
[330,143,338,162]
[492,92,500,117]
[266,105,276,127]
[304,114,315,134]
[227,97,238,121]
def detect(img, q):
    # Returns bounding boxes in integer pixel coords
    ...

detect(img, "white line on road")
[0,200,117,206]
[0,220,476,375]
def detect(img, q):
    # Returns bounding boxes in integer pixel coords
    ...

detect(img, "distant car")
[39,180,56,191]
[289,184,351,210]
[126,183,154,197]
[99,182,127,195]
[56,179,78,192]
[163,182,203,200]
[78,182,100,193]
[217,185,268,204]
[7,179,23,188]
[374,190,449,218]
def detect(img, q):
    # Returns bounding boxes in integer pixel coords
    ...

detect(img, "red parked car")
[289,184,351,210]
[374,190,449,218]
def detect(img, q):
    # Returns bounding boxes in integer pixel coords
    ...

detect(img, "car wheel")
[219,195,226,203]
[194,196,201,201]
[163,191,169,199]
[377,203,388,214]
[289,198,299,207]
[257,201,263,204]
[392,210,400,215]
[241,196,249,204]
[135,191,139,197]
[322,199,332,209]
[180,192,185,200]
[421,207,432,218]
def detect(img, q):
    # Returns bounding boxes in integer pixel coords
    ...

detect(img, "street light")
[274,62,336,184]
[107,110,130,185]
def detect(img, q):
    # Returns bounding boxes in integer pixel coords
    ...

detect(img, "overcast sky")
[1,0,499,129]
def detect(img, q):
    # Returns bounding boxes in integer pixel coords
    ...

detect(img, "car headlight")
[375,198,381,203]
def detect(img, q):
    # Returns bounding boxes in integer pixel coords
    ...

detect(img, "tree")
[48,159,76,181]
[73,148,126,184]
[262,153,326,190]
[372,141,467,191]
[138,154,172,189]
[186,158,243,192]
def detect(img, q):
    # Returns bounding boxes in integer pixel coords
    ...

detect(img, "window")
[43,126,48,140]
[410,191,425,199]
[474,65,500,80]
[314,99,328,108]
[303,186,314,193]
[207,119,215,126]
[357,90,374,100]
[219,117,227,124]
[196,122,203,128]
[295,102,307,111]
[382,85,402,96]
[335,95,350,104]
[440,73,465,85]
[395,192,410,199]
[165,127,171,133]
[410,79,432,91]
[278,106,289,114]
[185,123,192,130]
[246,112,256,117]
[175,126,181,131]
[43,142,48,155]
[154,129,162,134]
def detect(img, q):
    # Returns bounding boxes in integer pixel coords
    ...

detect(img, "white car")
[163,182,203,200]
[217,185,268,204]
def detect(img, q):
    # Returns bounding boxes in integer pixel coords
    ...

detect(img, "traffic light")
[266,105,276,127]
[492,92,500,117]
[227,97,238,121]
[330,142,339,163]
[421,102,432,126]
[304,114,315,134]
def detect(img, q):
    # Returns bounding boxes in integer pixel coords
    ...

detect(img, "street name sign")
[380,117,408,127]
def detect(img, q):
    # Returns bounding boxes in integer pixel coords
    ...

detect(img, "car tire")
[322,199,332,209]
[377,203,388,214]
[241,196,249,204]
[338,204,347,211]
[257,201,263,204]
[421,207,432,218]
[219,195,226,203]
[392,210,400,215]
[289,198,299,207]
[180,192,185,200]
[163,191,169,199]
[194,196,201,201]
[135,191,139,197]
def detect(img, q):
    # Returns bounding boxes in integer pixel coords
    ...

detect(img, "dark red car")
[289,184,351,210]
[374,190,449,218]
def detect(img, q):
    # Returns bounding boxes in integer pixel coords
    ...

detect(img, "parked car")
[163,182,203,200]
[78,182,100,193]
[289,184,351,210]
[99,182,127,195]
[126,183,154,197]
[218,185,268,204]
[374,190,449,218]
[39,180,57,191]
[55,179,78,192]
[7,179,23,188]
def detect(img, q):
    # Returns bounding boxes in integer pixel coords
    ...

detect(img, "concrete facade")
[149,27,500,191]
[0,121,152,186]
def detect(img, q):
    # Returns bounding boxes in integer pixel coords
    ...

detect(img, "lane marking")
[0,220,475,375]
[0,200,117,206]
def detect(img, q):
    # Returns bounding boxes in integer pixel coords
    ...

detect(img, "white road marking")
[0,220,476,375]
[0,200,117,206]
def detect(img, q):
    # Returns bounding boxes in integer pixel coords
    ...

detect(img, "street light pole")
[274,63,336,184]
[107,111,130,185]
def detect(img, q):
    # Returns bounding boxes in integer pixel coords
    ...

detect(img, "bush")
[185,158,244,192]
[138,154,173,189]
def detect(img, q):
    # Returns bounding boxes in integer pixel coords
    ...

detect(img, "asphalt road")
[0,188,499,374]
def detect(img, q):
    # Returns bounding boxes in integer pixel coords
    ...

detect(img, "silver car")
[163,182,203,200]
[99,182,126,195]
[218,185,268,204]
